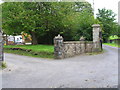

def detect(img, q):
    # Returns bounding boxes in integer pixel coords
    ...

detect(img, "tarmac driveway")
[2,45,118,88]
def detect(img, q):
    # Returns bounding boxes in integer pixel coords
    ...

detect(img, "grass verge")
[4,45,54,59]
[103,43,120,48]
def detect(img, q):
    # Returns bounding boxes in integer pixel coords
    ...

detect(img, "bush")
[1,62,7,69]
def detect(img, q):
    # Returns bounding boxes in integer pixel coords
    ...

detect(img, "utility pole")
[93,0,95,18]
[118,1,120,25]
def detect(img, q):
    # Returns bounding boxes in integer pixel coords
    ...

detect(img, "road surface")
[2,45,118,88]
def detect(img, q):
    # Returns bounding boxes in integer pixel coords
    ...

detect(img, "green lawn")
[4,45,54,59]
[103,43,120,48]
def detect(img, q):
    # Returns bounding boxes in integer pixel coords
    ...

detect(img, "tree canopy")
[96,8,118,42]
[2,2,98,44]
[3,2,118,44]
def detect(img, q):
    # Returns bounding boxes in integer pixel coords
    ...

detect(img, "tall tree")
[2,2,77,44]
[96,8,117,42]
[2,2,97,44]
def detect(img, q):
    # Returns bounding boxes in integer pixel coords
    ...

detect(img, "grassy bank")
[4,45,54,59]
[103,43,120,48]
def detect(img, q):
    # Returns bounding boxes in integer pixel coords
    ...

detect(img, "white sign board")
[7,36,14,41]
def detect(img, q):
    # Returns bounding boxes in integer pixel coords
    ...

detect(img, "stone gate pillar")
[0,29,3,61]
[54,34,64,59]
[92,24,102,52]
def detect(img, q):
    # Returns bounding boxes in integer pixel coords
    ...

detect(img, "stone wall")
[0,30,3,61]
[54,24,102,59]
[63,41,94,58]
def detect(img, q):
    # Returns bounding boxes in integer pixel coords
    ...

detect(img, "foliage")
[109,35,119,40]
[96,8,117,42]
[2,2,97,44]
[0,62,7,69]
[73,10,100,41]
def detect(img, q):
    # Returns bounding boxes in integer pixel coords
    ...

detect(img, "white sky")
[0,0,2,4]
[86,0,119,22]
[0,0,119,21]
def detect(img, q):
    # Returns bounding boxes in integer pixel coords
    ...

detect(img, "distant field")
[103,43,120,48]
[4,45,54,59]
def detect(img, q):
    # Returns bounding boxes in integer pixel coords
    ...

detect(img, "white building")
[14,35,24,44]
[4,35,24,45]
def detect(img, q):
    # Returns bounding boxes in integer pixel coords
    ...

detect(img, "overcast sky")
[86,0,119,22]
[0,0,119,21]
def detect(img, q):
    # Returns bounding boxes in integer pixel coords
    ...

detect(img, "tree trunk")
[30,31,38,45]
[13,36,16,45]
[6,34,8,45]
